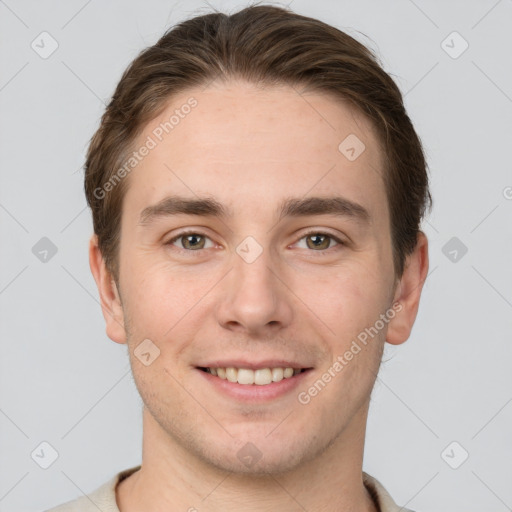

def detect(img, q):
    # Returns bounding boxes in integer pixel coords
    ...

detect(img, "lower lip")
[196,368,312,402]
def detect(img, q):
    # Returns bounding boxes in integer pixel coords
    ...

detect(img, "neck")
[117,407,378,512]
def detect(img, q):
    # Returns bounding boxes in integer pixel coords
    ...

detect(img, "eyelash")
[165,230,345,256]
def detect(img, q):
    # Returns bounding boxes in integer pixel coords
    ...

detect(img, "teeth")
[283,367,294,378]
[226,367,237,383]
[206,366,303,385]
[254,368,272,385]
[272,367,284,382]
[237,368,255,385]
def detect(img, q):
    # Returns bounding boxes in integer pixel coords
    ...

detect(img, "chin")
[205,444,309,476]
[189,425,325,477]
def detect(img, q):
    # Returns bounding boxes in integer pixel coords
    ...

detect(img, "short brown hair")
[84,2,432,282]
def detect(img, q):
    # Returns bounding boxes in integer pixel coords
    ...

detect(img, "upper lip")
[196,359,313,370]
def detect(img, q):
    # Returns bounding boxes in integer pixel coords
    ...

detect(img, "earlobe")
[88,234,127,345]
[385,231,429,346]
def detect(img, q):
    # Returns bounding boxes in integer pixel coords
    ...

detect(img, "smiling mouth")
[198,366,310,386]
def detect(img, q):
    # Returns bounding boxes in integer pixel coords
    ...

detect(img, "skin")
[90,79,429,512]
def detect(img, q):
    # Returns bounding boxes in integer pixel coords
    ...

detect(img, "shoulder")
[44,466,141,512]
[363,471,417,512]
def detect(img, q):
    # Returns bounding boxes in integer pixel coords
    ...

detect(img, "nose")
[215,243,294,336]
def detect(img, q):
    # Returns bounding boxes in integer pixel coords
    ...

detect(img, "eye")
[164,230,345,255]
[166,231,215,251]
[294,231,344,252]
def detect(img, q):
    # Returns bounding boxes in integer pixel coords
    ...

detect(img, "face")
[93,80,422,475]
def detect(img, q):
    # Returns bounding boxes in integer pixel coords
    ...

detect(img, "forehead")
[124,80,387,224]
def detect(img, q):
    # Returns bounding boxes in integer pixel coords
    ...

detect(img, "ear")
[88,234,127,344]
[386,231,429,345]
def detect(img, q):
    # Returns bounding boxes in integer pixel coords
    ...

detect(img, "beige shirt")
[45,465,415,512]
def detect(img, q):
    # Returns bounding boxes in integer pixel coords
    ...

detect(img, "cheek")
[303,262,390,341]
[121,261,215,341]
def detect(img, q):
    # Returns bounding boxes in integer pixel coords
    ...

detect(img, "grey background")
[1,0,511,510]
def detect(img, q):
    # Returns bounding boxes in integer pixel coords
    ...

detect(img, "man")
[47,3,430,511]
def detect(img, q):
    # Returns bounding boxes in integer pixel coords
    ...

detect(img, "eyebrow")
[139,195,370,225]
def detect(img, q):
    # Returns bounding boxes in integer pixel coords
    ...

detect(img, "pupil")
[185,234,202,248]
[308,234,329,250]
